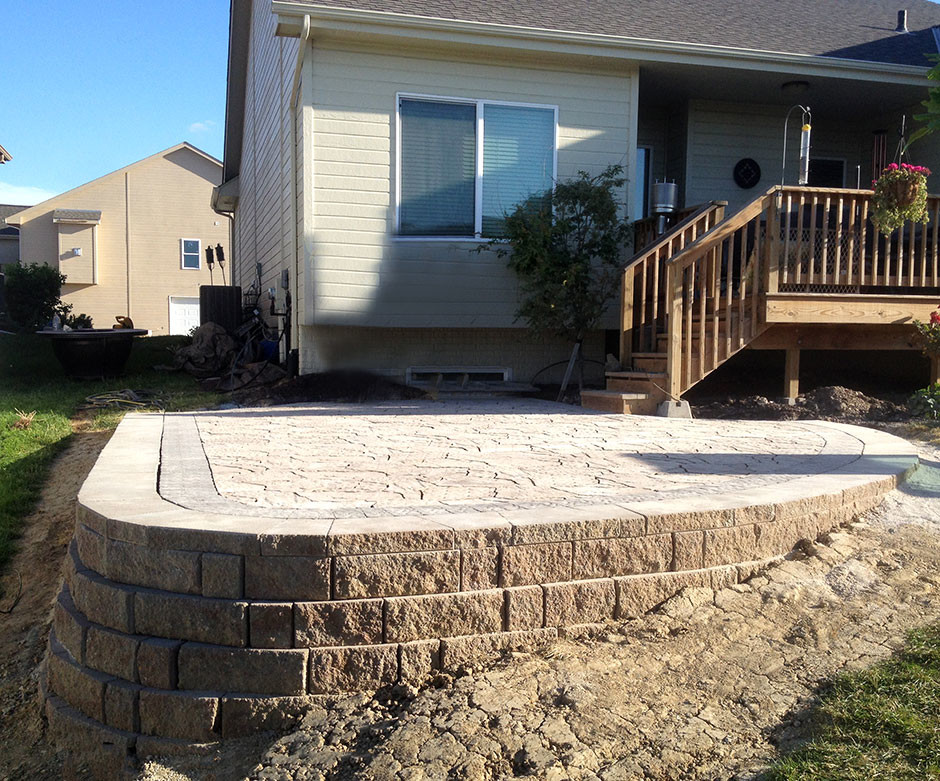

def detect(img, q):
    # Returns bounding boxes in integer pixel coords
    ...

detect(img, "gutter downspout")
[289,14,313,372]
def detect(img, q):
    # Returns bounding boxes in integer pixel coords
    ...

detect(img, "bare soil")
[0,421,113,781]
[691,385,913,424]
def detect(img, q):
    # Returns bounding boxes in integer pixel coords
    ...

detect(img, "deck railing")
[619,185,940,399]
[773,186,940,291]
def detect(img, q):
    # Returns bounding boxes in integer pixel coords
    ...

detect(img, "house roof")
[5,143,221,226]
[221,0,940,184]
[0,145,11,164]
[0,204,27,223]
[281,0,940,67]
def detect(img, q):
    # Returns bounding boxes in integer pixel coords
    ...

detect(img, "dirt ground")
[0,422,113,781]
[1,398,939,780]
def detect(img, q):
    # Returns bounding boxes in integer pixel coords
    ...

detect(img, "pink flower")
[931,311,940,325]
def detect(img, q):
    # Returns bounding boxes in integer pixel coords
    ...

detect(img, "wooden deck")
[582,186,940,414]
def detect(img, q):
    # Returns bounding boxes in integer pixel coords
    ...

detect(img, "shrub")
[64,312,93,329]
[4,263,69,331]
[484,165,632,343]
[909,383,940,419]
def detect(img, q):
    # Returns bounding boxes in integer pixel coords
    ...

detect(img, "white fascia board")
[271,1,932,87]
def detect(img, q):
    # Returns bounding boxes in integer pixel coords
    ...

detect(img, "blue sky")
[0,1,230,205]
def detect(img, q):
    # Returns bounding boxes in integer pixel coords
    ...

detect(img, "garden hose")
[81,390,165,412]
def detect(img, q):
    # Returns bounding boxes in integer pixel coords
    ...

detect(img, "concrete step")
[580,389,659,415]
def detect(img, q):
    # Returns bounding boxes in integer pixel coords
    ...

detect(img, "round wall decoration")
[733,158,762,189]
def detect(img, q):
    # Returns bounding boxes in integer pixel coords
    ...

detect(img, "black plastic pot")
[37,328,148,380]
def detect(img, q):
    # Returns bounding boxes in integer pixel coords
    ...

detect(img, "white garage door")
[168,296,200,335]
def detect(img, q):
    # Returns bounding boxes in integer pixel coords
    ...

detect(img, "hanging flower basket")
[891,178,918,207]
[871,163,931,235]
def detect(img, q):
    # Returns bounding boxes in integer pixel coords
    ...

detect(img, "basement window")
[397,95,557,238]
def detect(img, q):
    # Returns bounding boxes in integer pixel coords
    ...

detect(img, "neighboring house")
[0,204,26,267]
[7,144,230,335]
[0,145,10,164]
[216,0,940,399]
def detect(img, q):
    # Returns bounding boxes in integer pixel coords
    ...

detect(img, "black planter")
[37,328,148,380]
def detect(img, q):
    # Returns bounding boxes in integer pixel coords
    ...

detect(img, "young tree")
[485,165,632,397]
[4,263,68,331]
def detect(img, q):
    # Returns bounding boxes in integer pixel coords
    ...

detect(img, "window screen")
[399,99,476,236]
[482,104,555,236]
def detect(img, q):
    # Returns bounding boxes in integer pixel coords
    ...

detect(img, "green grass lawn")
[0,332,218,576]
[766,623,940,780]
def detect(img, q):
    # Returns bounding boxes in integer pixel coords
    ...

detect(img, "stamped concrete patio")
[44,399,920,767]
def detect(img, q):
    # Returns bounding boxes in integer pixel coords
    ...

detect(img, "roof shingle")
[290,0,940,66]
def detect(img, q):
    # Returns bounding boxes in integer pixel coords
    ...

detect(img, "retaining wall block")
[460,547,499,591]
[70,567,135,634]
[505,585,544,631]
[134,590,248,647]
[139,689,219,742]
[54,587,89,665]
[106,539,201,594]
[220,695,322,738]
[439,628,558,671]
[672,530,705,571]
[501,541,572,587]
[615,570,711,619]
[573,534,672,579]
[177,644,308,696]
[308,644,398,694]
[327,518,455,556]
[45,695,135,778]
[104,679,140,733]
[75,524,107,575]
[249,603,294,649]
[47,640,109,724]
[398,639,441,684]
[136,637,181,691]
[543,579,616,626]
[293,599,383,648]
[384,589,504,644]
[201,552,244,599]
[645,508,733,535]
[703,525,759,569]
[244,555,330,601]
[85,625,139,682]
[333,549,459,599]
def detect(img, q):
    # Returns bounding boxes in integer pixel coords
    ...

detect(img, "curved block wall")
[43,413,917,767]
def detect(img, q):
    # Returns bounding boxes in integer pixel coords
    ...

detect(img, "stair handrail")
[624,201,728,271]
[620,201,727,362]
[663,186,778,273]
[663,186,780,398]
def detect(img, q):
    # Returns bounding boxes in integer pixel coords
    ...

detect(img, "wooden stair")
[583,185,940,414]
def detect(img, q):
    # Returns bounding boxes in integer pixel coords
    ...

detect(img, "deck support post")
[931,354,940,385]
[620,270,634,370]
[782,348,800,404]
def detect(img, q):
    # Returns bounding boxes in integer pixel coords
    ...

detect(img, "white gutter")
[271,1,932,86]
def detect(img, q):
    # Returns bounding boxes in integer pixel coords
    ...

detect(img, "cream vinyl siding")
[685,100,867,211]
[307,43,635,328]
[231,0,298,312]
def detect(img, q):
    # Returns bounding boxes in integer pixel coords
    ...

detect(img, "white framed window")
[180,238,201,269]
[396,94,558,239]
